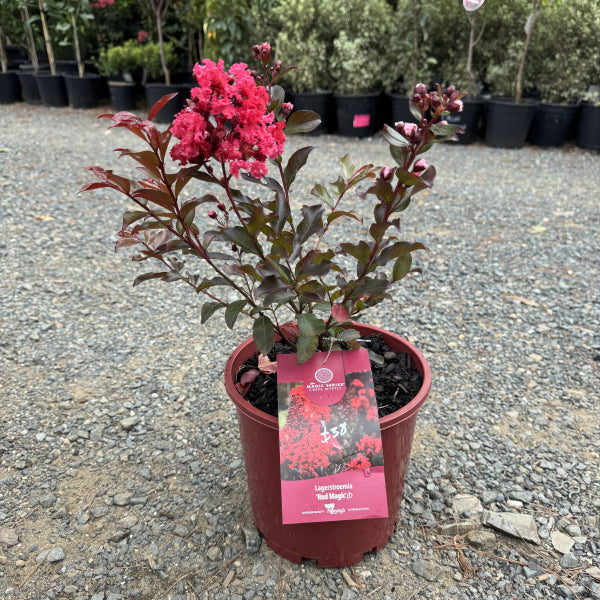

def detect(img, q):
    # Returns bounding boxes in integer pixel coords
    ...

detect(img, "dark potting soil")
[238,334,423,418]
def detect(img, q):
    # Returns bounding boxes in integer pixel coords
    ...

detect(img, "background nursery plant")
[81,43,464,364]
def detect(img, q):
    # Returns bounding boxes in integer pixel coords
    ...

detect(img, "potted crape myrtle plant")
[81,43,464,567]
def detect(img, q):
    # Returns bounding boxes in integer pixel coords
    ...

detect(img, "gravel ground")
[0,102,599,600]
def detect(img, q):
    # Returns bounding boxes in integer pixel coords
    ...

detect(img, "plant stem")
[154,0,170,85]
[38,0,55,76]
[22,7,39,74]
[0,26,7,74]
[72,13,84,78]
[516,0,541,104]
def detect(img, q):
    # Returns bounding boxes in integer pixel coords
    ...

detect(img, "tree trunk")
[0,26,8,74]
[515,0,541,104]
[72,14,84,78]
[38,0,56,76]
[22,7,40,74]
[156,13,170,85]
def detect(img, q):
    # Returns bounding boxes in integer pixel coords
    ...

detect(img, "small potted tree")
[97,39,143,110]
[15,0,44,103]
[81,42,465,566]
[0,0,24,103]
[482,0,559,148]
[430,0,488,143]
[33,0,69,106]
[527,0,598,146]
[389,0,436,128]
[141,40,186,122]
[576,87,600,150]
[51,0,105,108]
[141,0,191,122]
[275,0,337,133]
[327,0,400,137]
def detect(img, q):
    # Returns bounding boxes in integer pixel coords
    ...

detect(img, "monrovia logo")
[314,367,334,383]
[324,503,346,515]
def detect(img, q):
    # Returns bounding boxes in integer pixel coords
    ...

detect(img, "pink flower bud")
[281,102,294,117]
[395,121,422,143]
[208,210,217,219]
[252,42,271,63]
[413,159,428,173]
[463,0,485,11]
[217,202,226,211]
[414,83,427,97]
[447,99,464,113]
[380,166,393,181]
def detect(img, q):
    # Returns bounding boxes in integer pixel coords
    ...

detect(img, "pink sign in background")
[353,114,371,128]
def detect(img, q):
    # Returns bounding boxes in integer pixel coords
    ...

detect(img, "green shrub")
[326,0,404,94]
[96,39,144,80]
[203,0,253,65]
[139,41,177,83]
[274,0,337,92]
[527,0,600,103]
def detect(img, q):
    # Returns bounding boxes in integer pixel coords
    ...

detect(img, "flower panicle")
[169,56,286,179]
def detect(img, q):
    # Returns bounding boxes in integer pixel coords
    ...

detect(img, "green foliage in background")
[274,0,337,92]
[96,38,144,79]
[139,40,176,82]
[327,0,404,94]
[526,0,600,103]
[203,0,253,65]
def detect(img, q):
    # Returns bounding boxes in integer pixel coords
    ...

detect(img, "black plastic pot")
[389,93,417,125]
[290,91,333,134]
[34,73,68,107]
[484,98,538,148]
[64,73,103,109]
[55,60,79,76]
[528,102,579,147]
[144,82,192,123]
[575,103,600,151]
[17,71,42,104]
[334,93,380,138]
[108,81,137,111]
[446,97,484,144]
[0,72,22,104]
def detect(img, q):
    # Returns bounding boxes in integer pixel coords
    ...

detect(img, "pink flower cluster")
[91,0,114,8]
[170,58,286,178]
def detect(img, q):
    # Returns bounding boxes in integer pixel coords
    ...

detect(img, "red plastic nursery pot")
[224,323,431,567]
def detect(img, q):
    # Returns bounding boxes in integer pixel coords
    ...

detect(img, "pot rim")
[224,322,431,432]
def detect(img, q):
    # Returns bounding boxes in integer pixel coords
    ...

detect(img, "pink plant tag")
[277,349,388,524]
[353,114,371,128]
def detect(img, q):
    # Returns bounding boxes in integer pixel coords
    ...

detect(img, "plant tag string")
[321,336,370,365]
